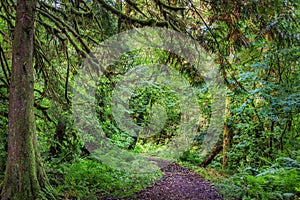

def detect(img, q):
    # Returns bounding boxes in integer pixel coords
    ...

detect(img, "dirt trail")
[126,158,224,200]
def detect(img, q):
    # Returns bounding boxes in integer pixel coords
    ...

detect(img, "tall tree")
[1,0,48,199]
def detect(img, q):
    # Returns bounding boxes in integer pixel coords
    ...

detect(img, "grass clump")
[48,158,162,199]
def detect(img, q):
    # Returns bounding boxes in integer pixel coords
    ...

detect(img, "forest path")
[125,157,224,200]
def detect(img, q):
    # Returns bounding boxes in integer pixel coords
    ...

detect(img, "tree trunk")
[49,118,67,157]
[201,143,223,168]
[1,0,49,199]
[222,88,231,168]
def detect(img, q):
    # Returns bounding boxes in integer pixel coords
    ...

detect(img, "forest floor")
[106,157,224,200]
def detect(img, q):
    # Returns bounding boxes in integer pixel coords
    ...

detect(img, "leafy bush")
[219,157,300,200]
[50,158,162,199]
[0,94,8,181]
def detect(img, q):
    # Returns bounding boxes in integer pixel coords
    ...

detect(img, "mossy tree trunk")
[1,0,48,199]
[222,87,232,169]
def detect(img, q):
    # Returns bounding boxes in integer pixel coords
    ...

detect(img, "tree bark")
[201,143,223,168]
[222,88,231,168]
[1,0,49,199]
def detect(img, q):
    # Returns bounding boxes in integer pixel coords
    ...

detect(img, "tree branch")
[97,0,168,27]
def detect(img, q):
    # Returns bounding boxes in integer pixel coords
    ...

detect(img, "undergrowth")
[218,157,300,200]
[45,157,163,199]
[180,156,300,200]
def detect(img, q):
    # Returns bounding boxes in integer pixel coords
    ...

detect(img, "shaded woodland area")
[0,0,299,199]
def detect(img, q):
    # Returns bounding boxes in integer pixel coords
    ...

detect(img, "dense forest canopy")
[0,0,299,199]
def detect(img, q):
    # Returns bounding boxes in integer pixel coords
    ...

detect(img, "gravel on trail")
[130,162,224,200]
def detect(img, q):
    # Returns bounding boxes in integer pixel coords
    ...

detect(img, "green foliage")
[129,84,181,143]
[0,88,8,180]
[95,70,133,148]
[48,158,162,199]
[219,157,300,200]
[224,34,300,169]
[95,49,194,150]
[37,184,57,200]
[179,149,203,164]
[0,0,299,198]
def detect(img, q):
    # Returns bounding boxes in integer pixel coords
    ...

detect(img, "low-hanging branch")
[156,0,186,12]
[38,1,68,20]
[37,8,89,57]
[35,18,65,42]
[37,6,92,54]
[188,0,249,93]
[125,0,148,18]
[97,0,169,27]
[0,46,10,86]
